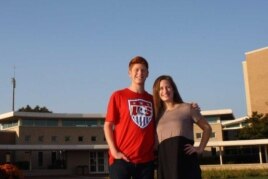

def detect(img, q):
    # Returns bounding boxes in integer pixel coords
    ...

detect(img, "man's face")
[128,63,149,85]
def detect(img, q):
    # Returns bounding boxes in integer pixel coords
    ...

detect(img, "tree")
[238,112,268,139]
[17,105,52,113]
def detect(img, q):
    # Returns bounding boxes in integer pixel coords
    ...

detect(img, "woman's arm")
[195,118,212,154]
[184,107,212,155]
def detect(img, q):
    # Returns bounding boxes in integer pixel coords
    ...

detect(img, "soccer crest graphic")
[128,99,153,128]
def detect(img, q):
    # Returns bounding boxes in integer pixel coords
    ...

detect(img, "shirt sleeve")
[105,92,119,124]
[190,105,203,123]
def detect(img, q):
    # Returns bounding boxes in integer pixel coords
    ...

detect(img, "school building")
[0,108,245,176]
[0,46,268,176]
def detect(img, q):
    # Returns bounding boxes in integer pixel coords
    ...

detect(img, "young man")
[104,56,155,179]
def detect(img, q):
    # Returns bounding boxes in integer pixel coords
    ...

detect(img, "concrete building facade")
[0,109,239,176]
[0,112,109,175]
[242,47,268,116]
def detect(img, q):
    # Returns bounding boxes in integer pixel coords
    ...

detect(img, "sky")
[1,1,268,118]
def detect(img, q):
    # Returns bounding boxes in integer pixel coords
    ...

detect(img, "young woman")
[153,75,212,179]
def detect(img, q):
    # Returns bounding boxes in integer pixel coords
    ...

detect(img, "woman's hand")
[184,144,203,155]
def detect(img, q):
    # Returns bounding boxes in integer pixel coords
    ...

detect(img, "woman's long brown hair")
[152,75,184,122]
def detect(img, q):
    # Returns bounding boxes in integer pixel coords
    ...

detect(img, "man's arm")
[103,121,129,161]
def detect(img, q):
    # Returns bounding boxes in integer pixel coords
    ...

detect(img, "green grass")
[202,169,268,179]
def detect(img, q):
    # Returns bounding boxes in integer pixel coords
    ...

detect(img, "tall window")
[89,151,108,173]
[51,151,66,169]
[38,152,43,167]
[51,152,56,165]
[211,147,217,156]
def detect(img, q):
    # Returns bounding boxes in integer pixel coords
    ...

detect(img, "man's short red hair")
[129,56,149,70]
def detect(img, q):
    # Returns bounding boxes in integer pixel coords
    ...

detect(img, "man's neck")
[128,84,145,94]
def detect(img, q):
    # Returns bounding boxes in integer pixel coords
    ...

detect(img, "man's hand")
[111,150,130,162]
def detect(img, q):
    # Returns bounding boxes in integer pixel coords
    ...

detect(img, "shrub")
[0,163,24,179]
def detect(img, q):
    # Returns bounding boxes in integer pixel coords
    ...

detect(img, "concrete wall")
[244,47,268,115]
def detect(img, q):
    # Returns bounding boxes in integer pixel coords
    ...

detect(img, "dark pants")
[109,159,154,179]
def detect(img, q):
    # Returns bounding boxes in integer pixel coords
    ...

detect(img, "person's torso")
[156,103,194,144]
[106,88,155,164]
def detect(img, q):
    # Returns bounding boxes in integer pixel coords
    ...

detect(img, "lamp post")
[11,77,16,111]
[11,66,16,111]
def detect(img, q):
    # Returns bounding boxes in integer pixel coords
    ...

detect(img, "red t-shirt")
[106,88,155,165]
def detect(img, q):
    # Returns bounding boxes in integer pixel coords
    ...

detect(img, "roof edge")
[245,46,268,55]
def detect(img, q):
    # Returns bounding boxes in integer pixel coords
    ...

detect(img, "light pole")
[12,66,16,111]
[12,77,16,111]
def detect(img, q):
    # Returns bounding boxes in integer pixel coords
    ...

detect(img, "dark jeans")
[109,159,154,179]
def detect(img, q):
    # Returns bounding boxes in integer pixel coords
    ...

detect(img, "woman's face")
[159,79,174,103]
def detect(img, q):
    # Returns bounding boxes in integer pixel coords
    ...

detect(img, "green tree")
[17,105,52,113]
[238,112,268,139]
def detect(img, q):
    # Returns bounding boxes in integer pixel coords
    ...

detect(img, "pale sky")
[1,1,268,117]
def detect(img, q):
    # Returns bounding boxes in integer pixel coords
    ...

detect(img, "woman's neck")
[165,102,177,111]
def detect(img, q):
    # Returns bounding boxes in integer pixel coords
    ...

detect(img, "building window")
[62,119,101,127]
[89,151,108,173]
[21,119,57,127]
[205,116,219,123]
[86,120,99,126]
[35,120,47,126]
[51,152,56,165]
[21,119,34,126]
[51,151,66,169]
[210,132,216,138]
[78,136,84,142]
[25,135,31,142]
[211,147,217,156]
[65,136,71,142]
[91,136,97,142]
[97,152,105,172]
[196,133,202,139]
[38,152,43,167]
[5,152,11,163]
[196,132,215,139]
[47,120,58,126]
[51,136,57,143]
[90,152,96,172]
[38,136,44,142]
[2,120,18,129]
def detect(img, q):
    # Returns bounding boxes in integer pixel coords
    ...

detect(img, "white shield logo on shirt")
[128,99,153,128]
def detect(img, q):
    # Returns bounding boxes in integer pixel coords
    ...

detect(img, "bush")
[0,163,24,179]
